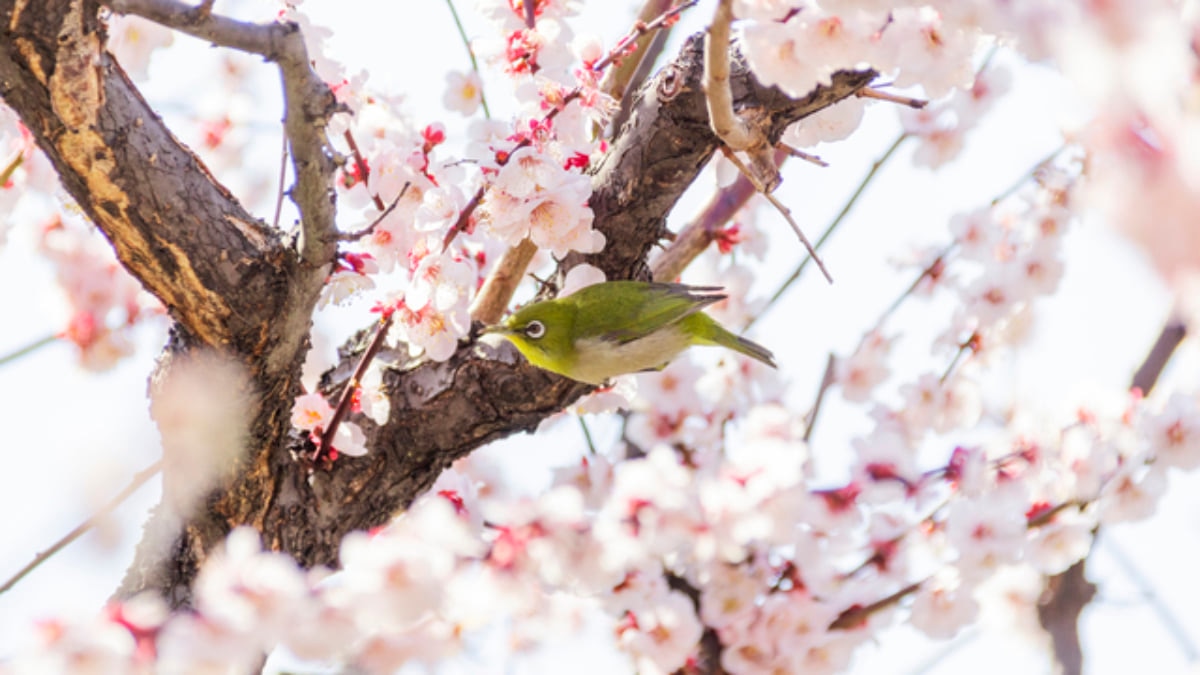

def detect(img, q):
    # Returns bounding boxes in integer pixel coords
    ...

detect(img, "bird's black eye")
[524,320,546,339]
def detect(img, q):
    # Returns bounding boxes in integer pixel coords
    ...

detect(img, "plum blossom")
[558,262,606,296]
[443,71,484,116]
[909,571,979,640]
[105,14,174,81]
[742,10,875,99]
[479,146,603,257]
[898,372,983,437]
[1026,508,1095,575]
[880,7,979,100]
[835,332,893,403]
[946,490,1028,580]
[616,589,704,675]
[38,215,159,370]
[1097,463,1167,523]
[783,96,867,148]
[291,391,368,457]
[1142,393,1200,470]
[151,352,250,512]
[193,528,310,641]
[393,298,470,362]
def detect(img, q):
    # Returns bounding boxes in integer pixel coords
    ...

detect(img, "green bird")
[486,281,776,385]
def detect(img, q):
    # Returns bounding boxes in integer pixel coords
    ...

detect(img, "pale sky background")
[1,1,1199,673]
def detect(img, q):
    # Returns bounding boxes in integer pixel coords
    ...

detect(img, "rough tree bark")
[0,0,875,608]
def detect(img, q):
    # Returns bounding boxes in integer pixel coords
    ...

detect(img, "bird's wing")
[575,283,726,345]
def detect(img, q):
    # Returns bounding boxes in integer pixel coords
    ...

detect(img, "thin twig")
[1099,534,1200,663]
[523,0,536,28]
[704,0,755,151]
[651,149,783,283]
[758,132,910,318]
[1131,319,1187,393]
[0,460,164,595]
[939,335,974,383]
[856,87,927,109]
[578,416,598,455]
[721,147,833,283]
[607,16,671,135]
[873,245,953,333]
[1026,500,1083,529]
[829,581,924,631]
[777,142,829,167]
[600,0,674,103]
[444,0,492,119]
[339,183,409,241]
[803,353,836,443]
[0,151,23,185]
[342,130,387,212]
[316,313,394,460]
[0,333,59,368]
[991,144,1068,207]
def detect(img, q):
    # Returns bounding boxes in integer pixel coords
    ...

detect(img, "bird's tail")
[698,320,777,368]
[728,333,777,368]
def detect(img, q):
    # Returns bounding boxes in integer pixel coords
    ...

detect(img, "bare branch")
[110,0,341,268]
[340,184,408,241]
[342,129,387,212]
[704,0,756,151]
[600,0,675,104]
[777,142,829,167]
[470,238,540,324]
[856,86,927,109]
[316,313,394,460]
[651,159,765,283]
[721,148,833,283]
[0,334,60,368]
[804,353,836,443]
[759,132,910,321]
[0,460,163,595]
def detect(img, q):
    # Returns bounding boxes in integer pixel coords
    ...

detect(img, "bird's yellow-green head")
[485,281,776,385]
[487,299,581,377]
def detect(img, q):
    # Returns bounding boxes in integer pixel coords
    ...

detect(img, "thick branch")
[0,0,292,350]
[108,0,340,268]
[1,0,336,605]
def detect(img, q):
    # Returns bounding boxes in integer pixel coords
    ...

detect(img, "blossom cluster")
[299,0,617,457]
[7,0,1200,674]
[10,376,1199,674]
[36,215,161,371]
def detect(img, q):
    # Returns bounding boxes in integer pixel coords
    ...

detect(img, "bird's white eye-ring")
[524,320,546,339]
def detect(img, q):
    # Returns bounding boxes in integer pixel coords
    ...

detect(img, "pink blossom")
[105,15,174,81]
[616,590,704,675]
[910,572,979,640]
[1142,393,1200,470]
[1026,508,1095,575]
[946,491,1028,580]
[835,332,893,403]
[443,71,483,116]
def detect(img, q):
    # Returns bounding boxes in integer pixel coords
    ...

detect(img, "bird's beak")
[477,323,513,348]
